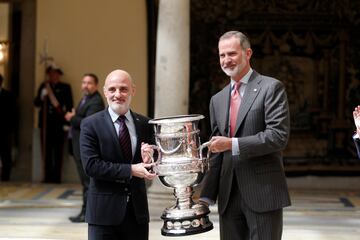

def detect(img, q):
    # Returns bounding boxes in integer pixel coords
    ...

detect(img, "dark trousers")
[72,138,89,209]
[41,125,65,183]
[88,200,148,240]
[0,136,12,181]
[220,177,283,240]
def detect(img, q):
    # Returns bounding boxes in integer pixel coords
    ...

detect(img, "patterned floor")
[0,182,359,239]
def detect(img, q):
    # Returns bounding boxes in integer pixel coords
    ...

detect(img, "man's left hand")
[141,143,154,164]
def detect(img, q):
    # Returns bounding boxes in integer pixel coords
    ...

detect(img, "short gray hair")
[219,31,251,50]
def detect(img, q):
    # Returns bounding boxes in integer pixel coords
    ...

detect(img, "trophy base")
[160,213,213,236]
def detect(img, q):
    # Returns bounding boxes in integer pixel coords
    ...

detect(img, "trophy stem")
[174,187,194,210]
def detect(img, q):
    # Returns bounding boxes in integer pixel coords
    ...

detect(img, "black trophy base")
[161,214,213,236]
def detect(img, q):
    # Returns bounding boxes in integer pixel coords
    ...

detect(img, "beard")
[82,89,90,96]
[221,57,247,78]
[108,95,132,115]
[222,65,240,77]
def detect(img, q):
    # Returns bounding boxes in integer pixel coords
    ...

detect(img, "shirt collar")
[108,107,131,123]
[231,68,253,87]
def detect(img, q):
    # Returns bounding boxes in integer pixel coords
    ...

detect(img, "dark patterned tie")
[117,115,132,162]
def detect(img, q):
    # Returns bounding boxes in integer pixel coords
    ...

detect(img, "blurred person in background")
[65,73,105,223]
[0,74,16,181]
[34,66,73,183]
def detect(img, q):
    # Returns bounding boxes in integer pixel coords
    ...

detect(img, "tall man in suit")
[0,74,16,181]
[34,66,73,183]
[80,69,156,240]
[200,31,291,240]
[65,73,105,222]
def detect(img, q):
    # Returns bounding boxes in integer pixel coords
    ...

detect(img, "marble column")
[154,0,190,118]
[12,0,36,182]
[149,0,190,197]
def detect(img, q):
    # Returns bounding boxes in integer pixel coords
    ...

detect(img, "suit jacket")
[80,108,154,225]
[71,91,104,161]
[201,70,291,214]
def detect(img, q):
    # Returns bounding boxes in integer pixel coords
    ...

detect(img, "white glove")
[41,88,48,100]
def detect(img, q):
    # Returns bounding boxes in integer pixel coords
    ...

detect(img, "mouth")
[113,98,125,104]
[223,64,235,69]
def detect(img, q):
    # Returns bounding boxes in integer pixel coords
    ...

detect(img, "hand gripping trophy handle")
[199,141,211,172]
[199,141,210,158]
[145,145,161,171]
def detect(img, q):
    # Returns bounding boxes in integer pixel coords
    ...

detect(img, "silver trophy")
[148,114,213,236]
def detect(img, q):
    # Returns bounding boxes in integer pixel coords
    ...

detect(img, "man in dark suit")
[200,31,291,240]
[80,69,156,240]
[65,73,105,222]
[0,74,16,181]
[352,105,360,158]
[34,66,73,183]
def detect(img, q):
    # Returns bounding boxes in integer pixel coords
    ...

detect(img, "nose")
[114,89,122,96]
[224,56,232,65]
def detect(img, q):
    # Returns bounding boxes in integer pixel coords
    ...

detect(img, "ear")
[103,86,107,97]
[131,84,136,96]
[246,48,253,60]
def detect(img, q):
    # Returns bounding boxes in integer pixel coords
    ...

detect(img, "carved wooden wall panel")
[189,0,360,169]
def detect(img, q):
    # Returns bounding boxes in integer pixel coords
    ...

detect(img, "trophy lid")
[149,114,204,124]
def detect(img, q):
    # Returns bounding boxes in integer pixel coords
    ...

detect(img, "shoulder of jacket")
[132,111,151,122]
[212,84,230,100]
[256,74,283,87]
[84,109,105,122]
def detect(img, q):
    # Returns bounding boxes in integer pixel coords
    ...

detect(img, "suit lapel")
[103,109,123,157]
[131,111,142,164]
[218,84,231,136]
[235,71,262,135]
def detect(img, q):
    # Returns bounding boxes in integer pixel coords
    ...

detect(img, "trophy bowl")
[149,114,213,236]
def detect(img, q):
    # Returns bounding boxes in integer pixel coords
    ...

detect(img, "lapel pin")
[254,88,257,92]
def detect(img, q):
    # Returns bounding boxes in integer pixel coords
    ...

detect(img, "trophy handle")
[199,141,211,160]
[156,138,183,155]
[148,145,162,164]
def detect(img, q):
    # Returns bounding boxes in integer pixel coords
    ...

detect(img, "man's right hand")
[131,163,156,180]
[64,108,75,121]
[209,136,232,153]
[353,105,360,135]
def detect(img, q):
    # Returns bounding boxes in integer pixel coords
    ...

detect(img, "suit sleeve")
[200,97,222,202]
[80,118,132,181]
[354,137,360,159]
[71,96,105,129]
[237,80,290,160]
